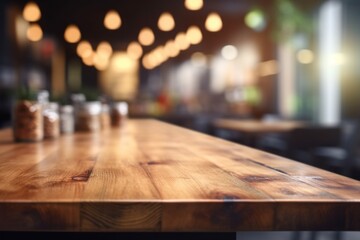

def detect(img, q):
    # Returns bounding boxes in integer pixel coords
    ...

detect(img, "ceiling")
[7,0,323,62]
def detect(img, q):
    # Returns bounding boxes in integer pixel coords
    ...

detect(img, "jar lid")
[114,102,128,115]
[83,101,102,115]
[60,105,74,113]
[37,90,49,104]
[101,104,110,113]
[71,94,86,104]
[47,102,59,111]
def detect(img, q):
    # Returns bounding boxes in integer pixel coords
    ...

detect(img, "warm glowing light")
[104,10,121,30]
[15,16,29,45]
[138,28,155,46]
[259,60,278,77]
[164,40,180,58]
[205,12,223,32]
[245,9,266,31]
[142,55,154,70]
[26,23,43,42]
[221,45,238,60]
[191,52,207,67]
[297,49,314,64]
[64,24,81,43]
[82,48,93,59]
[158,12,175,31]
[94,53,110,71]
[82,52,94,66]
[175,32,190,50]
[127,41,143,60]
[332,52,346,65]
[23,2,41,22]
[147,53,161,68]
[184,0,203,11]
[77,40,92,57]
[147,54,159,67]
[111,52,136,71]
[152,46,167,64]
[97,41,113,58]
[186,26,202,45]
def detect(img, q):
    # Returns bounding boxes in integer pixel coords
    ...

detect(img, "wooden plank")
[137,121,344,200]
[228,147,360,199]
[80,203,161,231]
[274,202,360,231]
[0,120,359,231]
[162,202,274,231]
[0,203,79,231]
[0,134,99,201]
[141,147,271,200]
[81,128,161,200]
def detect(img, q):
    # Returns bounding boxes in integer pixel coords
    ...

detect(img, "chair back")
[288,125,342,151]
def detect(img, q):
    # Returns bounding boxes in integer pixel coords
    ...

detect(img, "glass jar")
[60,105,74,134]
[71,93,86,131]
[100,104,111,130]
[76,101,101,132]
[43,102,60,139]
[37,90,49,106]
[111,102,128,127]
[13,100,43,142]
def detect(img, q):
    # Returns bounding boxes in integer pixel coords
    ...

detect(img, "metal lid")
[60,105,74,113]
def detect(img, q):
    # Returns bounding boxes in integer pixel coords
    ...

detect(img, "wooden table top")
[213,119,305,134]
[0,119,359,231]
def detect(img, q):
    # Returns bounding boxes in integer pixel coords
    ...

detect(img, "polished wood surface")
[0,119,359,231]
[214,119,305,133]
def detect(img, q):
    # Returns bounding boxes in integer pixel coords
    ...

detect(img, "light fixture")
[142,55,154,70]
[332,53,346,66]
[297,49,314,64]
[186,26,202,45]
[104,10,121,30]
[191,52,207,67]
[184,0,203,11]
[111,52,136,71]
[147,53,160,67]
[23,2,41,22]
[26,23,43,42]
[64,24,81,43]
[138,27,155,46]
[221,45,238,60]
[82,52,95,66]
[158,12,175,32]
[127,41,143,60]
[164,40,179,58]
[205,12,223,32]
[175,32,190,50]
[97,41,113,58]
[152,46,167,64]
[76,40,92,57]
[94,53,109,71]
[245,9,266,32]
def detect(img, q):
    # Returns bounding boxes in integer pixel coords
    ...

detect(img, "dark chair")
[256,132,288,155]
[257,125,342,167]
[311,120,360,177]
[286,125,342,164]
[288,125,343,240]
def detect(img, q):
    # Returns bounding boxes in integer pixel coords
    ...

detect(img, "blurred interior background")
[2,0,360,171]
[1,0,360,238]
[0,0,329,125]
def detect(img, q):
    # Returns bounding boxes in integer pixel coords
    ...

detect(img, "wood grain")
[0,119,359,231]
